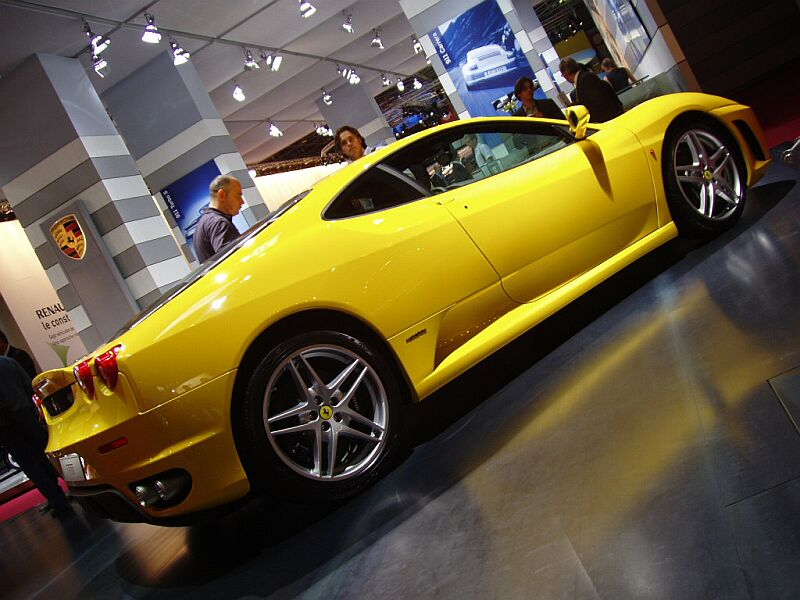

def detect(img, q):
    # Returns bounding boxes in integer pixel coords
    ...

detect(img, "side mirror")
[565,105,590,140]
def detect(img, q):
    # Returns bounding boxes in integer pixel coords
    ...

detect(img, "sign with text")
[427,0,539,117]
[0,220,87,371]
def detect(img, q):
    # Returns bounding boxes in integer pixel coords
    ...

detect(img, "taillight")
[73,359,94,398]
[95,345,122,390]
[31,392,45,423]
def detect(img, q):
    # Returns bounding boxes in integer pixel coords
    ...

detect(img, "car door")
[437,121,659,303]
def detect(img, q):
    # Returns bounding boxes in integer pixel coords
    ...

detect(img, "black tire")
[664,121,747,238]
[238,330,404,501]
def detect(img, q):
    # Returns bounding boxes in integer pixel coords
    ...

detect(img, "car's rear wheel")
[239,330,404,501]
[664,122,746,238]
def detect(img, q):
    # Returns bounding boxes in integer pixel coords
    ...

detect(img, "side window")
[383,122,572,197]
[465,130,567,176]
[324,166,426,220]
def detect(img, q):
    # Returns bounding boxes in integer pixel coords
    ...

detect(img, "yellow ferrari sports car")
[33,92,770,523]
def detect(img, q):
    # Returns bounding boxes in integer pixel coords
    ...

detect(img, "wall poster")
[427,0,541,117]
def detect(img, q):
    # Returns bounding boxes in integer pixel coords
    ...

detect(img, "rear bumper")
[47,370,251,521]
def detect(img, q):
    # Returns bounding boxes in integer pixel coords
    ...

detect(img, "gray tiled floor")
[3,149,800,599]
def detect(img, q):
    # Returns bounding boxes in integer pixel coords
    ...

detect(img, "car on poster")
[462,43,521,90]
[430,0,539,117]
[33,92,770,524]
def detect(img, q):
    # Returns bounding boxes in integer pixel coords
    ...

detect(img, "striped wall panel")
[6,135,191,313]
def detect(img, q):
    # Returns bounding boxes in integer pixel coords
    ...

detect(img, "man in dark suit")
[0,356,72,517]
[0,330,37,380]
[559,57,624,123]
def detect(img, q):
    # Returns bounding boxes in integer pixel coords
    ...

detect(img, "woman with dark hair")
[601,58,635,92]
[512,76,564,120]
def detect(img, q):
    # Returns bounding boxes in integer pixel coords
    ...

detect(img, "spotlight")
[370,28,384,49]
[322,89,332,105]
[412,37,423,54]
[232,83,245,102]
[84,23,110,55]
[170,39,190,65]
[244,49,259,71]
[396,79,405,92]
[268,122,283,137]
[141,12,161,44]
[270,54,283,72]
[413,78,422,90]
[342,13,354,34]
[381,73,392,87]
[348,70,360,85]
[92,54,109,78]
[299,0,316,19]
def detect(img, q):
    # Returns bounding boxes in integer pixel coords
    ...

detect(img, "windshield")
[110,189,310,339]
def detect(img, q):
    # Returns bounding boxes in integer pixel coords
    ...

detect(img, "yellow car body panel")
[32,92,770,522]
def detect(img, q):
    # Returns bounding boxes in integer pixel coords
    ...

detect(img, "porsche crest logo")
[50,215,86,260]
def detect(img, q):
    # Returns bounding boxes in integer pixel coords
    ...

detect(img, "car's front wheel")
[239,330,404,501]
[664,122,747,238]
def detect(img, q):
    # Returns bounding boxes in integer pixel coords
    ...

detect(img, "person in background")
[513,76,564,120]
[193,175,244,264]
[559,57,624,123]
[0,330,36,380]
[335,126,385,163]
[601,58,635,92]
[0,356,72,517]
[436,148,470,185]
[464,133,495,170]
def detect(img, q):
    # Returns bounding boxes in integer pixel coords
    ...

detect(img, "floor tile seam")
[723,472,800,509]
[767,378,800,437]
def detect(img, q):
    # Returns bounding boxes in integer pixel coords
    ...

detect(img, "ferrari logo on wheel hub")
[320,406,333,420]
[703,169,714,181]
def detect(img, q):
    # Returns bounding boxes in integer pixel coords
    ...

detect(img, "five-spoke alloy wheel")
[240,330,403,500]
[665,122,746,237]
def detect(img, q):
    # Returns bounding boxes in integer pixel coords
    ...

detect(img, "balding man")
[193,174,244,263]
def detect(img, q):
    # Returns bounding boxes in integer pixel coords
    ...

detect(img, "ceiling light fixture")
[269,53,283,72]
[381,73,392,87]
[412,37,423,54]
[232,82,246,102]
[370,28,384,50]
[268,122,283,137]
[243,48,260,71]
[348,69,360,85]
[141,12,161,44]
[170,38,190,65]
[299,1,317,19]
[342,12,354,34]
[92,54,109,78]
[396,79,405,92]
[84,22,110,55]
[321,88,332,105]
[413,77,423,90]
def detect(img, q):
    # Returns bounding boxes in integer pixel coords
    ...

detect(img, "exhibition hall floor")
[3,149,800,599]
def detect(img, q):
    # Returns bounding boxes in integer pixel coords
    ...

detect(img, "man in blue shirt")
[193,174,244,263]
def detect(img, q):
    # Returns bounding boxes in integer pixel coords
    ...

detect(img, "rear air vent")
[733,120,767,161]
